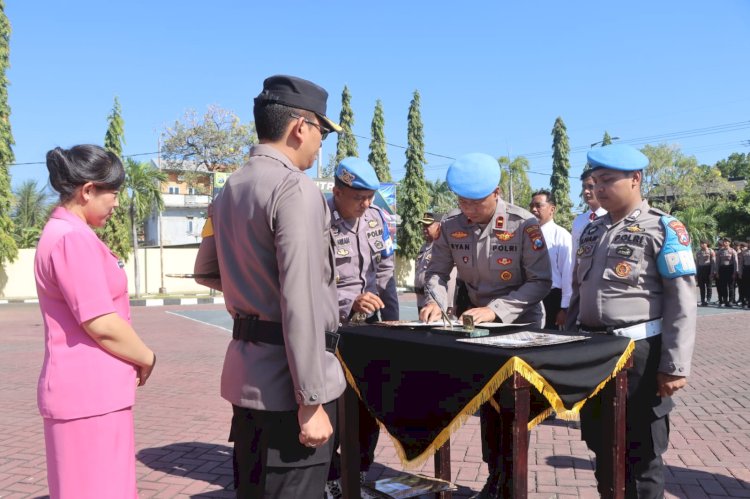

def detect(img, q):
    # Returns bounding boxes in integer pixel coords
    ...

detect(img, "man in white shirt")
[530,189,573,329]
[571,169,607,256]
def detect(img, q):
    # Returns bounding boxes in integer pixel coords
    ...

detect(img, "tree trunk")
[130,203,141,298]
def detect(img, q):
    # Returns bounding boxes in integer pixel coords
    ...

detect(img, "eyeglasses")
[290,113,331,140]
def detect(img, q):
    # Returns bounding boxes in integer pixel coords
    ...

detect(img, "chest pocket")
[602,244,645,287]
[334,235,354,263]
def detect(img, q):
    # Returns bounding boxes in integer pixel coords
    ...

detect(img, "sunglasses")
[290,113,331,140]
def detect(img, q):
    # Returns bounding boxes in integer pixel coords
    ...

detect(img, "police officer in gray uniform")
[324,157,397,497]
[194,75,346,499]
[567,144,697,498]
[420,153,552,498]
[328,157,397,325]
[414,212,457,312]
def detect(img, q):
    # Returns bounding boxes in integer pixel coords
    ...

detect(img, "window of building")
[188,187,198,195]
[187,217,194,234]
[168,186,180,194]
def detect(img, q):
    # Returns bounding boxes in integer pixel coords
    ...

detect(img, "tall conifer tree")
[334,85,358,164]
[368,100,391,182]
[550,116,573,230]
[99,97,131,259]
[601,131,613,146]
[0,0,17,265]
[397,91,429,260]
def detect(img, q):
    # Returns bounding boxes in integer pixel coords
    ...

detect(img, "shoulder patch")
[656,215,696,279]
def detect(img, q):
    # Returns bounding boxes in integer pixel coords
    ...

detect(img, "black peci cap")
[254,75,342,133]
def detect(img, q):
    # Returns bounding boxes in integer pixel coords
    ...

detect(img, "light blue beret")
[587,144,649,171]
[335,157,380,190]
[446,153,501,200]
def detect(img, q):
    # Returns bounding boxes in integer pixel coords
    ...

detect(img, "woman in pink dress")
[34,144,156,498]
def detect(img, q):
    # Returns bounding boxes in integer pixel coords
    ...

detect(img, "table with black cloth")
[335,323,634,499]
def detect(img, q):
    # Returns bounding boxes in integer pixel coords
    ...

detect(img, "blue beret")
[446,153,500,199]
[587,144,649,172]
[335,157,380,190]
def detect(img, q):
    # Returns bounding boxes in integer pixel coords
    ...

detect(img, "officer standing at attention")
[414,212,457,313]
[420,153,552,498]
[193,75,346,499]
[529,189,573,329]
[716,237,739,307]
[695,240,717,306]
[324,156,397,498]
[738,241,749,307]
[566,143,697,498]
[571,168,608,257]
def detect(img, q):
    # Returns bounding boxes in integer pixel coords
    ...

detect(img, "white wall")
[1,248,417,300]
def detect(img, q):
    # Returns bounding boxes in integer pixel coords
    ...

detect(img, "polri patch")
[667,220,690,246]
[495,231,515,241]
[496,257,512,265]
[500,270,513,281]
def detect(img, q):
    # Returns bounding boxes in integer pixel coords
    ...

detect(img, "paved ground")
[1,295,749,498]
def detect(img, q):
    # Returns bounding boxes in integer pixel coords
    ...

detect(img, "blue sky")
[6,1,750,196]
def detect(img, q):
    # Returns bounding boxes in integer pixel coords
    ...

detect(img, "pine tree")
[601,131,613,146]
[550,117,574,230]
[334,85,358,164]
[368,100,391,182]
[397,90,430,260]
[99,97,131,260]
[0,0,17,265]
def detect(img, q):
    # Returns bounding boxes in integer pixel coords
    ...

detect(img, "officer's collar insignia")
[496,257,512,265]
[368,219,378,228]
[333,210,341,221]
[626,209,642,221]
[495,231,515,241]
[339,167,355,186]
[625,224,644,232]
[614,261,632,278]
[500,270,513,281]
[451,230,469,239]
[495,216,504,230]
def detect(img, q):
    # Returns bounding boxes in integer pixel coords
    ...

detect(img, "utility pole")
[158,136,166,295]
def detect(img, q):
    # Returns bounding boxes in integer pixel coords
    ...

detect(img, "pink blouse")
[35,207,136,420]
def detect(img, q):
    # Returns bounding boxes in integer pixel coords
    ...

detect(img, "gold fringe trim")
[335,339,635,468]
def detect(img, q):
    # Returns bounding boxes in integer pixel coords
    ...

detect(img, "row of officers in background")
[194,75,698,499]
[695,238,750,307]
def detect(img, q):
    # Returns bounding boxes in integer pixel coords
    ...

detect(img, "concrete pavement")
[1,297,749,498]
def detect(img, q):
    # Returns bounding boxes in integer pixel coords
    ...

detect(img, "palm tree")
[426,179,456,215]
[673,202,718,250]
[11,180,52,248]
[125,158,166,297]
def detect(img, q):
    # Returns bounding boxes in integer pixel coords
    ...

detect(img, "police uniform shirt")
[571,207,607,257]
[695,248,716,271]
[569,200,697,375]
[414,241,457,308]
[540,220,574,308]
[194,144,345,411]
[425,199,552,325]
[328,197,397,323]
[717,247,739,271]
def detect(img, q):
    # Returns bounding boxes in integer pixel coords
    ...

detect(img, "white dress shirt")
[571,207,607,257]
[541,220,573,308]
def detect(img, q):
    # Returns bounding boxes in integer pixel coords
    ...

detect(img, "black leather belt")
[233,315,339,353]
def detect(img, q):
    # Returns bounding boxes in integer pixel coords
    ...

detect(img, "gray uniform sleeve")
[424,223,455,309]
[376,254,399,320]
[659,272,697,376]
[194,233,222,291]
[274,178,331,405]
[487,219,552,323]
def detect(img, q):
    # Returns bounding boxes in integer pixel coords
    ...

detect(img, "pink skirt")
[43,407,138,499]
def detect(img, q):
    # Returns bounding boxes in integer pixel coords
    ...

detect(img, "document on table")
[457,331,589,348]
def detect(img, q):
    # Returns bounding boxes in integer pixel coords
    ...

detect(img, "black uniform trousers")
[580,335,672,499]
[326,399,380,481]
[741,266,750,305]
[230,401,336,499]
[696,265,712,303]
[717,266,734,304]
[542,287,563,330]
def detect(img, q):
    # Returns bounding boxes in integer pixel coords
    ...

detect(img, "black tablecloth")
[336,324,633,465]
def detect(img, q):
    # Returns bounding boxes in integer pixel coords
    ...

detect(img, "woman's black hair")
[46,144,125,202]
